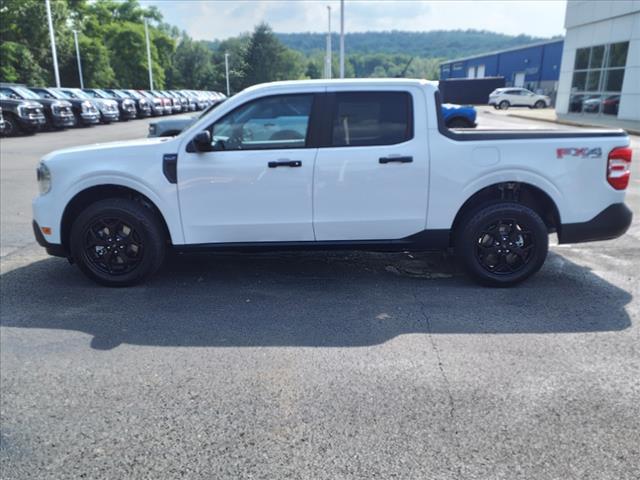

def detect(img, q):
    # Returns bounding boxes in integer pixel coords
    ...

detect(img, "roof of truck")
[243,78,438,93]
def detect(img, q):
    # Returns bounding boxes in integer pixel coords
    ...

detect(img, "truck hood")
[42,136,174,164]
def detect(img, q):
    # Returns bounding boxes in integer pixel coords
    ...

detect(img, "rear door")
[313,88,429,241]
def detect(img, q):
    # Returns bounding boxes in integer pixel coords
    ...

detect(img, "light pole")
[45,0,61,87]
[325,6,332,79]
[224,53,230,96]
[73,30,84,89]
[339,0,345,78]
[144,18,154,90]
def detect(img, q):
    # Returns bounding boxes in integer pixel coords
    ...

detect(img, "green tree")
[170,36,216,90]
[241,23,304,89]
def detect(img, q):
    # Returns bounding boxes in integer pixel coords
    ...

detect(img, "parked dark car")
[59,87,120,124]
[0,83,75,129]
[137,90,166,115]
[0,91,47,135]
[29,86,99,127]
[120,89,157,117]
[83,88,137,120]
[104,88,152,118]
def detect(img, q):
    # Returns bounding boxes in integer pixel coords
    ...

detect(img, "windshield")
[43,88,67,100]
[12,86,41,100]
[107,89,127,99]
[90,89,111,99]
[125,90,142,99]
[62,88,90,100]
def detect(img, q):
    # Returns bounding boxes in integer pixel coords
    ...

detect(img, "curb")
[506,113,640,136]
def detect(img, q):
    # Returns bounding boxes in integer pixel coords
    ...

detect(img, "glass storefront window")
[589,45,605,68]
[608,42,629,67]
[569,42,628,116]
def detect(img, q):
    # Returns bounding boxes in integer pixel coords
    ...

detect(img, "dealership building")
[555,1,640,121]
[439,39,564,96]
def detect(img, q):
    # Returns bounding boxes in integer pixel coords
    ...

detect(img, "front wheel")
[499,100,510,110]
[534,100,546,109]
[70,198,166,286]
[454,203,548,287]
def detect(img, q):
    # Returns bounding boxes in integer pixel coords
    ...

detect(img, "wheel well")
[60,185,171,252]
[451,182,560,238]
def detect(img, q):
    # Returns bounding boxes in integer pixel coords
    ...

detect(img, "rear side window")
[331,92,413,147]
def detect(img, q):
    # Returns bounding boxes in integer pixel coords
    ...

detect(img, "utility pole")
[339,0,345,78]
[45,0,61,87]
[144,18,154,90]
[224,53,230,96]
[325,6,332,79]
[73,30,84,89]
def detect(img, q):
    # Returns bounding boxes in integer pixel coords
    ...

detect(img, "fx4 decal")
[556,147,602,159]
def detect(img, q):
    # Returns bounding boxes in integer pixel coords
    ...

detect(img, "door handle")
[268,160,302,168]
[379,156,413,164]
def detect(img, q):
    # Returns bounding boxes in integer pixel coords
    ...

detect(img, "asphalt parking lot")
[1,112,639,479]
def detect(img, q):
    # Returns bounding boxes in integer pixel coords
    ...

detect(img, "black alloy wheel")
[82,217,144,276]
[475,218,533,275]
[455,202,548,287]
[70,198,166,286]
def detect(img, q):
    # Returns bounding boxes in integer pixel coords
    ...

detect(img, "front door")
[313,89,429,241]
[178,93,319,244]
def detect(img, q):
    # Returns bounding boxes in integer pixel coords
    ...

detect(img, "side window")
[0,87,19,100]
[211,94,314,151]
[331,91,412,147]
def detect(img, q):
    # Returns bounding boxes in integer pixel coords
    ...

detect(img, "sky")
[140,0,568,41]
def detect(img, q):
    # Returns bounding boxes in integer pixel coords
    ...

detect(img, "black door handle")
[379,156,413,164]
[268,160,302,168]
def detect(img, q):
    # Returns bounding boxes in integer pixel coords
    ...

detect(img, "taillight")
[607,146,632,190]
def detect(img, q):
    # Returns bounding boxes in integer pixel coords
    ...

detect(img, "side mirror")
[193,130,212,152]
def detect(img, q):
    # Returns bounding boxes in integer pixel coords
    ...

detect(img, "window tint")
[575,48,590,69]
[608,42,629,67]
[331,92,412,147]
[211,94,313,151]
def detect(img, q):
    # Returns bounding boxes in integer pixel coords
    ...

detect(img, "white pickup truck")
[32,79,633,287]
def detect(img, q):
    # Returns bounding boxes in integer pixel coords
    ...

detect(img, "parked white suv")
[489,88,550,109]
[33,79,632,287]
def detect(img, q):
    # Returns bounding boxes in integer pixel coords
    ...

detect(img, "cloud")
[141,0,567,41]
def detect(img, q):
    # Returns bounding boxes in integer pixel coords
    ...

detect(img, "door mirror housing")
[193,130,212,152]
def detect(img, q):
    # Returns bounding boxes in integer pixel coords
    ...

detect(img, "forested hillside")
[276,30,557,58]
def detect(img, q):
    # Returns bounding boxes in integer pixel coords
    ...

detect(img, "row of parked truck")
[0,83,225,136]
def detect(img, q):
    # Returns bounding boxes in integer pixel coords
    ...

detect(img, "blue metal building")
[439,39,564,96]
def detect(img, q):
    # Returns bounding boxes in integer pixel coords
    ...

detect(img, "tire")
[454,202,548,287]
[534,100,546,109]
[70,198,166,287]
[499,100,510,110]
[493,105,499,110]
[2,113,23,136]
[446,117,474,128]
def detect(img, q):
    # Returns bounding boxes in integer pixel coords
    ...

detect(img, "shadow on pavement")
[0,250,632,350]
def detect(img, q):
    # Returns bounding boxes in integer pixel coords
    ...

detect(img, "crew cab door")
[177,93,319,244]
[313,88,429,240]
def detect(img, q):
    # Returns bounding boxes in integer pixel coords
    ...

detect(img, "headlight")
[17,105,29,117]
[81,101,92,113]
[37,162,51,195]
[149,124,156,135]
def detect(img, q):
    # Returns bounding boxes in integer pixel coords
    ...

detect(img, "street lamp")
[72,30,84,89]
[340,0,345,78]
[45,0,61,87]
[144,18,154,90]
[325,6,332,79]
[225,53,230,96]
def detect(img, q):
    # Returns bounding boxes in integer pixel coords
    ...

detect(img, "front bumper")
[121,109,137,119]
[80,112,100,124]
[33,220,67,257]
[19,115,47,129]
[558,203,633,244]
[100,111,120,122]
[52,114,77,127]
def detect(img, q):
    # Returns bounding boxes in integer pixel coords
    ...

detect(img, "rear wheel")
[455,203,548,287]
[499,100,510,110]
[70,198,166,286]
